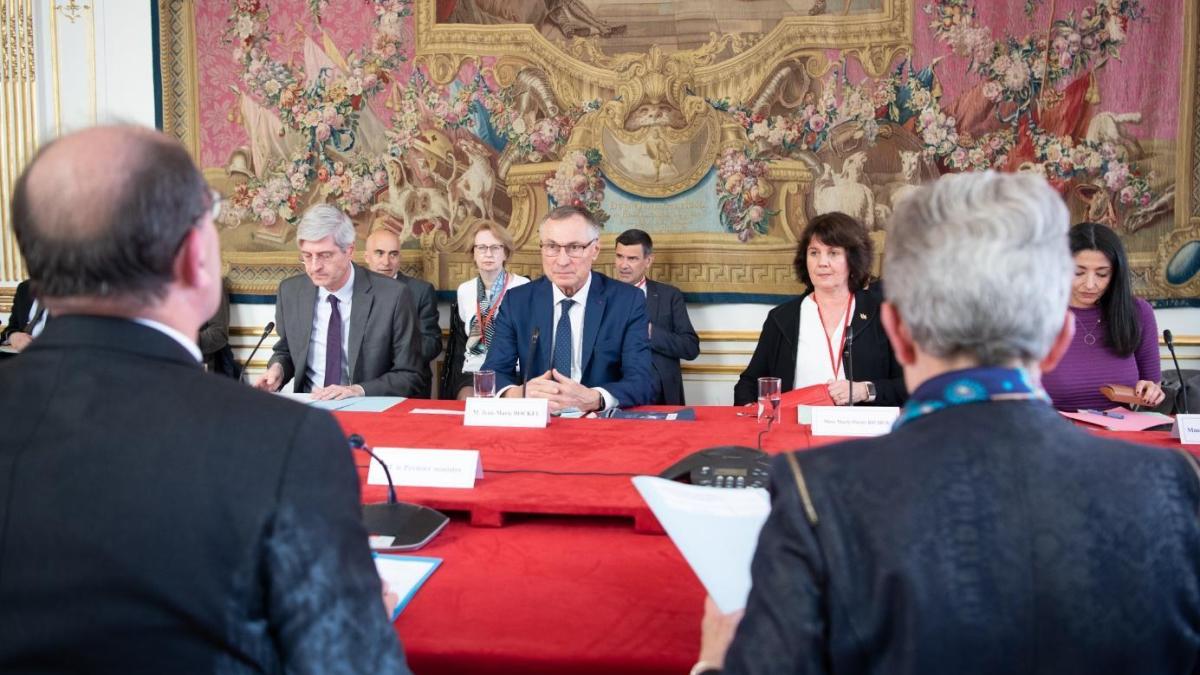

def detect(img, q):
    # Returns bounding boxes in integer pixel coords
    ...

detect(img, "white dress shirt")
[550,275,616,411]
[794,294,854,388]
[305,266,355,389]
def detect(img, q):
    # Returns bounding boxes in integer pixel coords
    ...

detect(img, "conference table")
[332,399,1188,674]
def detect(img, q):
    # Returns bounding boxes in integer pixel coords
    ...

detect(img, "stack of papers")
[276,393,406,412]
[1060,407,1174,432]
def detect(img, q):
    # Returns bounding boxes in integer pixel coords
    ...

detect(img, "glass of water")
[757,377,782,424]
[473,370,496,398]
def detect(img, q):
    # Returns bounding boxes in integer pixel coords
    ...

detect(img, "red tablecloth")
[334,401,1193,674]
[338,399,813,530]
[394,515,703,674]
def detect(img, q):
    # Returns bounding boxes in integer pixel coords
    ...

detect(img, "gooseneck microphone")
[349,434,397,504]
[240,321,275,383]
[522,327,540,397]
[1165,330,1189,415]
[347,433,448,550]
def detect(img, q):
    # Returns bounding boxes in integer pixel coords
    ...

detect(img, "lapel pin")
[859,313,868,320]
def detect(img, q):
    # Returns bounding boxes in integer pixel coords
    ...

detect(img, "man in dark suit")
[484,205,656,411]
[364,227,442,398]
[693,172,1200,675]
[614,228,698,405]
[0,125,410,673]
[1,279,48,353]
[256,205,426,399]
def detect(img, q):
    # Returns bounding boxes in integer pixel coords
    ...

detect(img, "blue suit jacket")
[482,272,657,408]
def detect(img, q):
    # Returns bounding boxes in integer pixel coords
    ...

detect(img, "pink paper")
[1060,407,1172,432]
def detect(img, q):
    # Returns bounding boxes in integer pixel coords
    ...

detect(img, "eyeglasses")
[540,239,597,258]
[299,251,341,266]
[474,244,505,255]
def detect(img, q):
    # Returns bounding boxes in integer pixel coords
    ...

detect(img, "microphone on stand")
[240,321,275,384]
[1165,330,1189,415]
[522,327,540,397]
[348,434,448,550]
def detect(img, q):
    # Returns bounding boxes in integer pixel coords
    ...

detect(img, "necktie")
[552,298,574,377]
[324,295,343,387]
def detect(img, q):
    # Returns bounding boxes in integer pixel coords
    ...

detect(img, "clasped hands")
[510,368,602,414]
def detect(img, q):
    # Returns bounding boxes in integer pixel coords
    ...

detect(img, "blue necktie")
[324,295,343,387]
[552,298,574,376]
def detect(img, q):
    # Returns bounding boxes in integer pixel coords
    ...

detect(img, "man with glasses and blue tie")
[484,205,657,412]
[256,204,426,399]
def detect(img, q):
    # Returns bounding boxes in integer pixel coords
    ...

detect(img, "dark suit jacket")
[269,264,427,396]
[644,279,699,405]
[734,283,905,406]
[726,400,1200,674]
[1,280,34,343]
[482,272,657,408]
[0,316,410,674]
[394,271,442,398]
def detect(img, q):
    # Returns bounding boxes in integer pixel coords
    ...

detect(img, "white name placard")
[368,448,483,489]
[463,397,549,428]
[810,406,900,437]
[1171,414,1200,445]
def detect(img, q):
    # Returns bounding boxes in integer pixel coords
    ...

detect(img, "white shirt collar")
[133,317,203,362]
[552,272,592,308]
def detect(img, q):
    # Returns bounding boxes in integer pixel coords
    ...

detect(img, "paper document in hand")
[632,476,770,613]
[373,554,441,621]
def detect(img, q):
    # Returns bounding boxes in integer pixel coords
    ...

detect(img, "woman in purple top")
[1042,222,1164,411]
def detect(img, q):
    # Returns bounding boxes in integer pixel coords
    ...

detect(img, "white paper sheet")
[632,476,771,613]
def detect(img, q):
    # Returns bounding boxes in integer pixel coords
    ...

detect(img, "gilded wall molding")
[0,0,37,282]
[157,0,199,159]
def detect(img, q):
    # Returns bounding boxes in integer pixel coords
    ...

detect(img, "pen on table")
[1080,408,1125,419]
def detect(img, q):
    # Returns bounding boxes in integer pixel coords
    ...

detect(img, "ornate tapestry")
[160,0,1199,302]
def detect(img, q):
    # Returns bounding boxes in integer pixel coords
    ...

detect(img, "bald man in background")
[364,228,442,398]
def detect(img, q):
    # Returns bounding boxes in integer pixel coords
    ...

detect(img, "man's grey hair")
[883,171,1072,365]
[296,204,356,250]
[540,204,601,240]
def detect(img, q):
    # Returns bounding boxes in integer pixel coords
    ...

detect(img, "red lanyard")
[475,274,511,337]
[815,297,854,379]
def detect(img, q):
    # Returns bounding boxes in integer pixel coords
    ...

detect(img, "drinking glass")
[758,377,782,424]
[473,370,496,398]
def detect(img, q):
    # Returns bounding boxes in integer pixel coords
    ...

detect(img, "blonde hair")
[468,220,515,259]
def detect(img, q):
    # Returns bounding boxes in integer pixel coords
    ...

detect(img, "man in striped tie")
[483,205,657,412]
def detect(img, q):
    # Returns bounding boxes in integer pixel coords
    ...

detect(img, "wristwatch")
[864,381,877,403]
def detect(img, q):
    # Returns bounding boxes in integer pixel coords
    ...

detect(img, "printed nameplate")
[463,397,549,428]
[810,406,900,437]
[368,448,483,489]
[1171,414,1200,445]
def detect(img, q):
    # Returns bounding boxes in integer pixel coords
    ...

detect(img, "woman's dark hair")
[1069,222,1140,356]
[794,212,874,291]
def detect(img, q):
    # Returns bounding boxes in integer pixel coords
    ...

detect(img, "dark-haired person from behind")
[734,212,905,407]
[0,125,410,674]
[1042,222,1164,410]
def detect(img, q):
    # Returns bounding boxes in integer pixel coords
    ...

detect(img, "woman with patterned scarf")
[442,220,530,398]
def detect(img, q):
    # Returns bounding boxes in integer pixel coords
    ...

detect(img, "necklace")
[1076,312,1102,346]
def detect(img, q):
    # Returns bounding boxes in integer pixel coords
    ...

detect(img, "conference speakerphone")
[659,445,771,489]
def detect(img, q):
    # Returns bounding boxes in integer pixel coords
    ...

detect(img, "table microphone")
[843,323,856,407]
[348,434,448,550]
[239,321,275,383]
[1165,329,1189,415]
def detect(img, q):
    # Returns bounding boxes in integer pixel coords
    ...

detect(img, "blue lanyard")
[894,366,1049,429]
